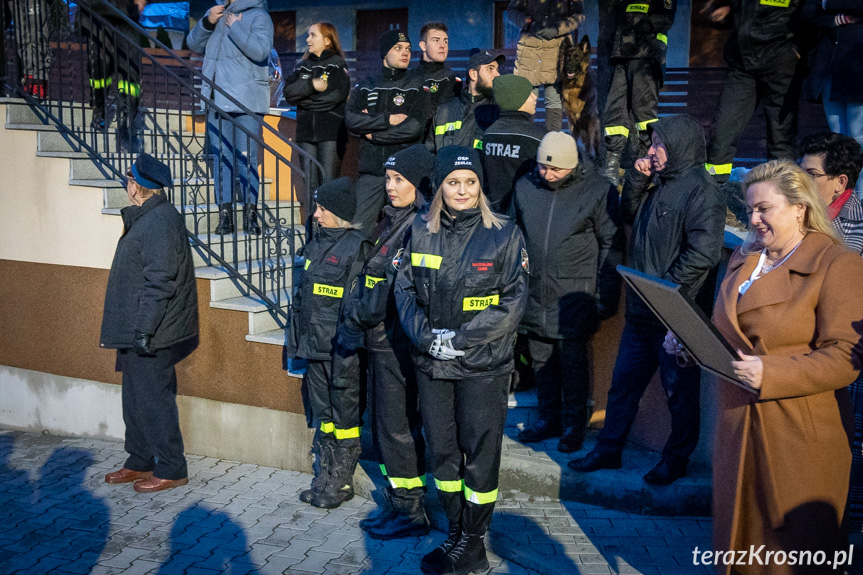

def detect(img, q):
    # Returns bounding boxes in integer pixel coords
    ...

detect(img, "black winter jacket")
[395,208,529,380]
[514,161,624,340]
[621,115,726,324]
[345,67,428,177]
[283,50,350,143]
[802,0,863,103]
[720,0,803,71]
[339,204,418,354]
[100,194,198,350]
[411,60,461,119]
[482,111,547,215]
[287,227,366,361]
[610,0,676,62]
[426,91,499,153]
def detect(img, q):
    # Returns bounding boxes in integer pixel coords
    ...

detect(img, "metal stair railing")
[2,0,322,328]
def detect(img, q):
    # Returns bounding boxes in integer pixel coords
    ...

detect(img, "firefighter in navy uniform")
[79,0,146,151]
[345,29,427,236]
[427,49,504,154]
[336,145,435,540]
[601,0,676,186]
[286,177,366,510]
[395,147,528,575]
[703,0,804,181]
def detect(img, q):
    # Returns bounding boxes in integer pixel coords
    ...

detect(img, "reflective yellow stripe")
[435,478,464,493]
[472,139,483,150]
[334,426,360,440]
[463,294,499,311]
[365,275,385,289]
[304,259,311,270]
[605,126,630,138]
[434,121,463,135]
[656,33,668,45]
[380,464,388,476]
[636,118,658,131]
[411,253,443,269]
[320,422,335,434]
[705,163,733,175]
[387,475,427,490]
[626,3,649,13]
[116,80,141,98]
[89,77,113,89]
[464,486,498,505]
[760,0,790,6]
[313,283,344,298]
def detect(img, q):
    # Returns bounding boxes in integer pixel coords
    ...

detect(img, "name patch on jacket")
[626,3,649,12]
[463,295,499,311]
[313,283,344,298]
[471,261,494,273]
[326,254,340,265]
[759,0,790,5]
[484,143,521,158]
[365,275,384,289]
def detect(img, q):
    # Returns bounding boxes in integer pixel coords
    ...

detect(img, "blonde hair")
[741,160,840,253]
[423,186,504,233]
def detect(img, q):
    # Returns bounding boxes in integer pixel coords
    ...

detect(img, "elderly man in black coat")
[100,154,199,493]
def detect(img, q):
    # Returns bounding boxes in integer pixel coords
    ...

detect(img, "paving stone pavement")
[0,429,713,574]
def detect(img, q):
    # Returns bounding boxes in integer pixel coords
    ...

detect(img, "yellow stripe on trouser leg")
[388,475,427,490]
[334,426,360,440]
[116,80,141,98]
[464,486,498,505]
[320,422,335,434]
[435,478,464,493]
[705,163,733,175]
[89,77,113,89]
[604,126,630,139]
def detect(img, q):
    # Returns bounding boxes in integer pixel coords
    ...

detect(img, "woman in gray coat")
[187,0,274,235]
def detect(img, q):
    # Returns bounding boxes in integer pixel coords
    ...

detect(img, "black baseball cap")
[467,49,506,71]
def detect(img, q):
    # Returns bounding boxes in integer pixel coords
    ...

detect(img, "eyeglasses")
[804,169,833,180]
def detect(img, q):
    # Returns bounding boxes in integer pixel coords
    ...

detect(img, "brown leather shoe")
[104,468,153,484]
[133,475,189,493]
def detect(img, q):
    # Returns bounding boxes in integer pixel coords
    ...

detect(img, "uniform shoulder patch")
[521,248,530,274]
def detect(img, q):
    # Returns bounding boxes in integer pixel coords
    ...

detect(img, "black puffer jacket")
[395,208,529,380]
[610,0,676,62]
[720,0,803,71]
[283,50,350,143]
[426,91,499,152]
[514,160,624,340]
[339,204,418,353]
[100,194,198,350]
[287,227,366,360]
[802,0,863,103]
[411,60,461,118]
[345,67,428,177]
[621,115,726,324]
[482,111,547,215]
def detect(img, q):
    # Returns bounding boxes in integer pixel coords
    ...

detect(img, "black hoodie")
[620,114,726,324]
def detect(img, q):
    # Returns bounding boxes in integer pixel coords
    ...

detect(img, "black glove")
[534,25,559,40]
[133,332,156,357]
[336,323,364,353]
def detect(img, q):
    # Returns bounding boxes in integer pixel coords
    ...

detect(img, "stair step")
[7,100,193,133]
[245,328,287,346]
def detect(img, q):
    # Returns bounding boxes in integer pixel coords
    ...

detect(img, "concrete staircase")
[3,99,298,351]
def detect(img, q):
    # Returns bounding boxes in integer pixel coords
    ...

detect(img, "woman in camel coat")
[671,161,863,574]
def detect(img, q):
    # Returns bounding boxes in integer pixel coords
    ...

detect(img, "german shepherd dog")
[558,35,600,159]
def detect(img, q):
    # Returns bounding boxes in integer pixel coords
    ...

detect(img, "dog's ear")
[578,35,591,55]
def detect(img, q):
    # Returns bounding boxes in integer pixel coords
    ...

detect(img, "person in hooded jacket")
[283,22,350,202]
[100,154,198,494]
[286,177,366,510]
[570,115,725,485]
[514,132,624,454]
[336,145,435,541]
[345,29,427,236]
[186,0,273,236]
[395,146,528,575]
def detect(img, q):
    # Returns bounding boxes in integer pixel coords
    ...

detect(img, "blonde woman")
[394,146,528,575]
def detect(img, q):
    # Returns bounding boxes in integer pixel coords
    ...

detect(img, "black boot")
[299,430,335,503]
[438,501,492,575]
[117,93,142,153]
[365,487,430,540]
[244,203,261,235]
[312,440,361,509]
[215,203,234,235]
[421,522,461,574]
[602,151,621,187]
[545,107,563,133]
[359,489,397,532]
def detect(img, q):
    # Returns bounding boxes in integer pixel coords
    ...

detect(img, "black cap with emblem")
[380,29,411,58]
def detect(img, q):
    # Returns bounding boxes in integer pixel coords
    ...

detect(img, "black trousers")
[528,335,590,429]
[370,349,425,490]
[596,320,701,462]
[300,140,343,193]
[706,50,800,174]
[603,58,662,153]
[352,174,386,238]
[81,14,141,122]
[417,370,509,533]
[117,348,187,480]
[305,356,361,440]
